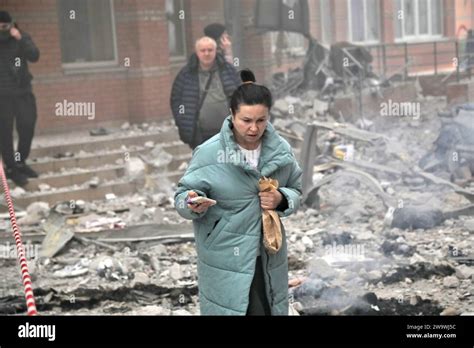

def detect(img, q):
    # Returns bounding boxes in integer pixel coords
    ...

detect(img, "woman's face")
[232,104,269,150]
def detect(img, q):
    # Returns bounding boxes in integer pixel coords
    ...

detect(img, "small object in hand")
[186,196,217,206]
[259,176,282,254]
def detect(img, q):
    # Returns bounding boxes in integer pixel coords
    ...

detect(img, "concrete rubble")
[0,73,473,317]
[277,90,473,315]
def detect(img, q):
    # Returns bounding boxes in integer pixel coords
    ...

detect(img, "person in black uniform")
[0,11,40,187]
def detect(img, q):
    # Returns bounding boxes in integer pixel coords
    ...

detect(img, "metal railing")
[363,38,474,82]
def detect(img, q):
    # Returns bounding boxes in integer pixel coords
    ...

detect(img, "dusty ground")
[0,95,473,316]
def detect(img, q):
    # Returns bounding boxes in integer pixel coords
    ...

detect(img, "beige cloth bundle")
[259,177,282,254]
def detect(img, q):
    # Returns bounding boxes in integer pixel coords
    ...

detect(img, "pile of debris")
[0,118,207,315]
[277,93,474,316]
[0,238,200,315]
[264,32,474,312]
[271,39,387,104]
[419,103,474,186]
[1,74,473,316]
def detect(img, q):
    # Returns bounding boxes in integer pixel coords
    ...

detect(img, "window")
[395,0,443,39]
[348,0,380,43]
[57,0,117,65]
[166,0,186,57]
[320,0,332,44]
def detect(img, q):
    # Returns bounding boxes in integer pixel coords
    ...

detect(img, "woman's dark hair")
[230,69,273,115]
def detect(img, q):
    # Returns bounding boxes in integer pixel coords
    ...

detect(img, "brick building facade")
[1,0,472,134]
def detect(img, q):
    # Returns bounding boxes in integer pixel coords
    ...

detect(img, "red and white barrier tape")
[0,160,38,315]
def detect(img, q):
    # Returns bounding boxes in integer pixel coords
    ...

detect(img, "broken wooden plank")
[90,223,193,240]
[311,121,390,144]
[335,159,404,176]
[0,211,27,220]
[74,235,119,251]
[97,233,194,243]
[276,128,304,143]
[0,222,194,245]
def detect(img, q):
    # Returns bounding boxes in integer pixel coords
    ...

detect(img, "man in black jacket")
[170,36,240,149]
[0,11,40,187]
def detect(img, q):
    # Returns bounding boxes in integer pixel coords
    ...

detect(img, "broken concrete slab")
[131,272,150,287]
[170,263,183,281]
[17,202,50,226]
[455,265,474,279]
[95,224,193,243]
[40,211,75,258]
[125,157,146,179]
[443,276,460,288]
[140,144,173,171]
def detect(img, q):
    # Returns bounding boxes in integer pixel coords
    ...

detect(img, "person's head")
[230,69,273,149]
[0,11,13,40]
[204,23,227,45]
[195,36,217,70]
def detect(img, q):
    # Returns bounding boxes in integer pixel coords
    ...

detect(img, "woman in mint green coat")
[174,69,302,315]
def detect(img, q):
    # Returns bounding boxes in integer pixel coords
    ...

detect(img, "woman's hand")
[187,191,213,213]
[259,190,282,210]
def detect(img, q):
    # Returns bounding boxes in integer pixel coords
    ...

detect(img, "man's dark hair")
[0,10,12,23]
[204,23,226,42]
[230,69,273,115]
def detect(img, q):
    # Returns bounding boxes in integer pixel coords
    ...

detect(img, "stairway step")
[25,152,190,191]
[13,181,139,207]
[166,154,191,172]
[8,150,190,199]
[25,165,125,190]
[29,142,191,174]
[30,130,180,159]
[30,149,142,173]
[14,169,187,207]
[163,141,191,156]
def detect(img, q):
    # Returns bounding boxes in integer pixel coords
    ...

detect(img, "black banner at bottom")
[0,315,472,346]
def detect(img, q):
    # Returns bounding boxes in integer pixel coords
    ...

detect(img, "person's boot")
[17,162,39,178]
[5,167,29,187]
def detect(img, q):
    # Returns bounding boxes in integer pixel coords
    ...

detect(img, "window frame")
[167,0,187,59]
[347,0,381,44]
[59,0,118,70]
[394,0,444,43]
